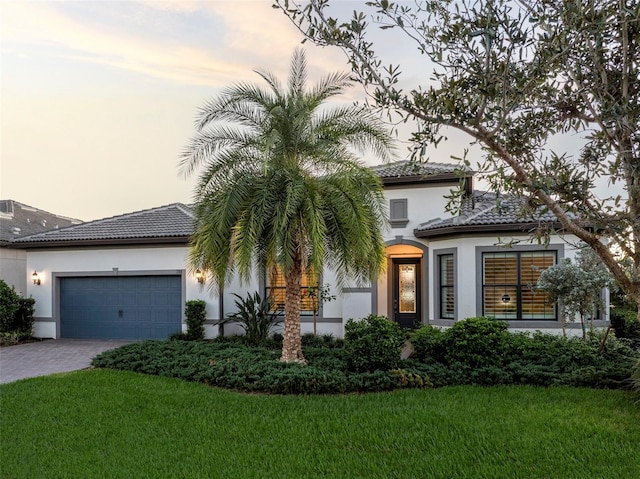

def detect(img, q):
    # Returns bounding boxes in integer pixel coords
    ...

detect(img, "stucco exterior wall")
[382,184,455,238]
[426,234,606,330]
[27,246,219,338]
[0,247,27,295]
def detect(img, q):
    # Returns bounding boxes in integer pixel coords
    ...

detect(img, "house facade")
[10,161,607,340]
[0,200,81,294]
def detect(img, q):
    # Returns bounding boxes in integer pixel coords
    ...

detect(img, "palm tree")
[180,49,394,362]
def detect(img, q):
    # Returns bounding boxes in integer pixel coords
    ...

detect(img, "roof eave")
[381,172,469,187]
[11,235,192,249]
[414,221,567,239]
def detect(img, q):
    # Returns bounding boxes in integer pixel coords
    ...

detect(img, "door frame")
[391,257,422,328]
[383,238,429,327]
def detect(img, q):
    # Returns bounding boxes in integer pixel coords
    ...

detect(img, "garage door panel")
[60,275,182,340]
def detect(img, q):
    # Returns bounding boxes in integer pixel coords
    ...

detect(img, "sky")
[0,1,606,223]
[1,0,388,221]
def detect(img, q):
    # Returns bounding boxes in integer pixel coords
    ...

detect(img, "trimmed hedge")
[408,318,639,389]
[344,314,405,372]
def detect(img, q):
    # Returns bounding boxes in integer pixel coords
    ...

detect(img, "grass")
[2,370,639,478]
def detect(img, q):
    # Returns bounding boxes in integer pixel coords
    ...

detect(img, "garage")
[60,275,182,340]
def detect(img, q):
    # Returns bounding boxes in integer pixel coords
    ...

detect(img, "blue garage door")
[60,276,182,340]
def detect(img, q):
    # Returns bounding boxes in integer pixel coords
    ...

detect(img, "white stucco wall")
[383,184,455,239]
[27,246,219,338]
[427,234,590,327]
[0,247,27,295]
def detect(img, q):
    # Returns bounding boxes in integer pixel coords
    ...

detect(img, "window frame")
[264,265,319,316]
[475,245,564,323]
[389,199,409,228]
[434,248,457,320]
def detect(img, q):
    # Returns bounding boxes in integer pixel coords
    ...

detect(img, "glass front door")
[392,258,421,328]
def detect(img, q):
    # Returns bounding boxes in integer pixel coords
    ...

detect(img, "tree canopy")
[276,0,640,319]
[180,49,395,361]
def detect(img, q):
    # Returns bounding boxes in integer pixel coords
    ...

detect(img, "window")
[265,266,318,315]
[439,254,455,319]
[390,199,409,228]
[482,251,556,320]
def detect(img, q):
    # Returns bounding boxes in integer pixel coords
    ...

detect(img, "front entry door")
[392,258,421,328]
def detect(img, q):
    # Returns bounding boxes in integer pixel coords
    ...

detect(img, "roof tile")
[13,203,194,245]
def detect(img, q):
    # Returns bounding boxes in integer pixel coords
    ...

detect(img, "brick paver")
[0,339,132,384]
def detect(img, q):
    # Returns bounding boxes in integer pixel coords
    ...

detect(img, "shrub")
[611,309,640,349]
[344,315,405,372]
[218,292,283,346]
[0,280,35,336]
[14,297,35,335]
[410,325,444,361]
[0,280,20,333]
[301,333,343,349]
[440,317,511,368]
[184,300,207,340]
[92,339,431,394]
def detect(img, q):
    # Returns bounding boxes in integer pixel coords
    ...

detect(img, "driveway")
[0,339,132,384]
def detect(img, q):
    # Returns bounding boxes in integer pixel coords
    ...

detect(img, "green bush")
[0,280,35,336]
[218,292,283,346]
[92,339,430,394]
[184,300,207,340]
[344,315,405,372]
[440,317,511,368]
[611,309,640,349]
[410,325,444,361]
[92,318,638,393]
[406,318,639,389]
[301,333,343,349]
[0,280,20,333]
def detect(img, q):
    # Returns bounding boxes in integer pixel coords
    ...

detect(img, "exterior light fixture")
[195,270,205,285]
[501,294,510,303]
[32,271,41,285]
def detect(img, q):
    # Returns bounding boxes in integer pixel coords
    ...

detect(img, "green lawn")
[1,370,639,479]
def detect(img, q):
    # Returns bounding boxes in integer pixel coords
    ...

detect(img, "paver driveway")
[0,339,132,384]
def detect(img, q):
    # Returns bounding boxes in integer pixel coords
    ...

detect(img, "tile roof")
[11,203,194,247]
[372,160,467,182]
[0,200,82,245]
[415,191,566,237]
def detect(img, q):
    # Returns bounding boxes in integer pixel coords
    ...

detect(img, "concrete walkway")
[0,339,132,384]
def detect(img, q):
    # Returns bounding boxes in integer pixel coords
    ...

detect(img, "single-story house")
[9,160,608,340]
[0,200,81,294]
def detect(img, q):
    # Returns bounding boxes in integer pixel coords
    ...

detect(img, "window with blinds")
[482,251,556,320]
[439,254,455,319]
[266,266,317,315]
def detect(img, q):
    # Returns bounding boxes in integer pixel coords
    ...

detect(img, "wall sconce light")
[195,270,205,285]
[32,271,41,285]
[501,294,511,303]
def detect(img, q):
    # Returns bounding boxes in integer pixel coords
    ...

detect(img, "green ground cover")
[2,369,639,479]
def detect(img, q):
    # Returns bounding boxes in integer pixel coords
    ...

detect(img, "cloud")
[1,1,352,89]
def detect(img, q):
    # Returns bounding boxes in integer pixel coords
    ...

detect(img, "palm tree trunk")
[281,252,305,363]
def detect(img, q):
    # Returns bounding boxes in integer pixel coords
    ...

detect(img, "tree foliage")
[180,49,394,362]
[537,247,613,337]
[276,0,640,320]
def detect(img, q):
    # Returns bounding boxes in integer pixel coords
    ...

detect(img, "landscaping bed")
[92,317,639,394]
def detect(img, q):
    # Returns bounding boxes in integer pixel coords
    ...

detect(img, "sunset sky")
[2,1,361,220]
[1,1,599,222]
